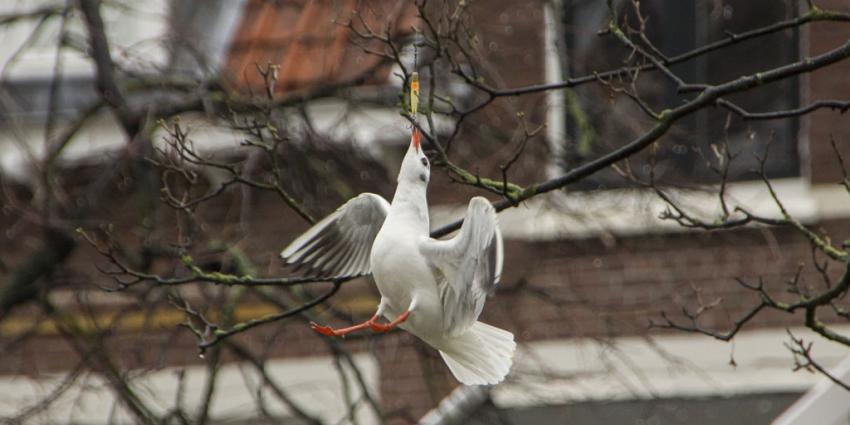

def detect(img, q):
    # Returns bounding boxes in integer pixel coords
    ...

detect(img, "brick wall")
[806,0,850,184]
[5,217,847,422]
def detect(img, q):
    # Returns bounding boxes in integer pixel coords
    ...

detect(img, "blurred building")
[1,1,850,424]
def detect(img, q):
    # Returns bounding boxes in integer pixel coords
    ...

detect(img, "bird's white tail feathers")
[437,321,515,385]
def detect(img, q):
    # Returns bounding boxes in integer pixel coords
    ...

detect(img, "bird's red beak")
[411,129,421,154]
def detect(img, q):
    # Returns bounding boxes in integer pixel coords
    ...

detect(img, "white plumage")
[281,130,515,385]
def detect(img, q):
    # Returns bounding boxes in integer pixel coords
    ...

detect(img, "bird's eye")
[421,157,429,167]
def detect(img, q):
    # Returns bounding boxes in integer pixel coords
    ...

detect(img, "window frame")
[547,0,805,190]
[532,1,850,239]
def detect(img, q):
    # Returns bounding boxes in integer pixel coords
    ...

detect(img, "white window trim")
[544,3,566,180]
[493,325,850,408]
[430,177,850,241]
[0,353,380,424]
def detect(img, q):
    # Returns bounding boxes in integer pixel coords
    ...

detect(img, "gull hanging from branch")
[280,129,515,385]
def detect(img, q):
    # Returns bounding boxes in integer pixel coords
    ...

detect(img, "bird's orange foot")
[310,322,341,337]
[368,310,410,333]
[369,322,392,333]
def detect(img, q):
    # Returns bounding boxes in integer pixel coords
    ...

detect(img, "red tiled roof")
[226,0,416,95]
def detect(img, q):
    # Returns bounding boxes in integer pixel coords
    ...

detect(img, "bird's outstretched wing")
[281,193,390,278]
[419,197,504,336]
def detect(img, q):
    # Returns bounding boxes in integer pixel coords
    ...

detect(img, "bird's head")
[398,129,430,186]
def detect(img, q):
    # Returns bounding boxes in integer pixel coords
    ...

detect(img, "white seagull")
[281,129,515,385]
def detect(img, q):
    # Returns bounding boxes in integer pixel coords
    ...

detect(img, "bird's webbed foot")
[369,310,410,333]
[310,321,344,337]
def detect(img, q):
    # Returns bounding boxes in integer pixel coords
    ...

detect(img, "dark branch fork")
[651,123,850,350]
[433,38,850,237]
[459,5,850,98]
[718,98,850,120]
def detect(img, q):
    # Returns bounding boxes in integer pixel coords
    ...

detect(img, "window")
[558,0,801,190]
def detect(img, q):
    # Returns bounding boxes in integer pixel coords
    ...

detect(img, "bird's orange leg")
[310,312,380,337]
[369,310,410,333]
[310,310,411,336]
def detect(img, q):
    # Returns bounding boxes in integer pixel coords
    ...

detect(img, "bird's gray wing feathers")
[419,197,503,336]
[281,193,390,278]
